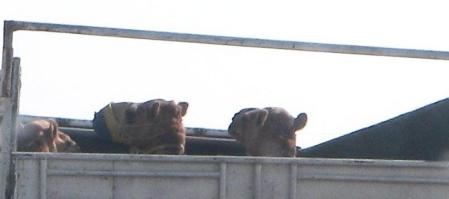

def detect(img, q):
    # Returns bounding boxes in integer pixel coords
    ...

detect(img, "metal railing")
[5,20,449,60]
[18,114,230,138]
[5,20,449,138]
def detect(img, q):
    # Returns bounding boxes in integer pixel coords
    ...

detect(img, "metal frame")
[3,20,449,97]
[2,20,449,199]
[5,21,449,61]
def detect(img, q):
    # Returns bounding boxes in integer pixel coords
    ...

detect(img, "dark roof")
[299,98,449,161]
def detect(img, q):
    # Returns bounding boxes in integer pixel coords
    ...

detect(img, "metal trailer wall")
[2,20,449,199]
[14,152,449,199]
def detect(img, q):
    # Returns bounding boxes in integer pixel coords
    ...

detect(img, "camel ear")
[125,103,138,123]
[293,113,307,132]
[146,101,160,119]
[45,120,59,140]
[243,109,268,126]
[178,102,189,116]
[256,109,269,126]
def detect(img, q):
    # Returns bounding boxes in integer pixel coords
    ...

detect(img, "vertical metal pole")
[112,161,117,199]
[39,159,48,199]
[0,21,16,199]
[0,98,12,199]
[0,57,20,199]
[9,58,20,153]
[2,21,14,97]
[289,163,297,199]
[219,162,227,199]
[254,163,262,199]
[1,48,12,97]
[3,58,21,199]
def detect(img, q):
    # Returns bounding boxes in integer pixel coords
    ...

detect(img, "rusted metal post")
[0,98,12,198]
[0,20,17,199]
[10,58,20,153]
[0,57,21,199]
[1,21,14,98]
[6,58,21,199]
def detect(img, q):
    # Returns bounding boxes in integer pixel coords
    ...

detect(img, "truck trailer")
[2,20,449,199]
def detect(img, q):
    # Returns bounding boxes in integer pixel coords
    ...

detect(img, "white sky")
[1,0,449,148]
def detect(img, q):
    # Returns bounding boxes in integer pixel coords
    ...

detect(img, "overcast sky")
[1,0,449,148]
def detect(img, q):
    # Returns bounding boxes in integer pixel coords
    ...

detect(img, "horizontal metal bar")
[48,169,220,178]
[13,152,449,168]
[18,114,230,138]
[19,115,92,129]
[187,127,228,138]
[298,174,449,185]
[6,20,449,60]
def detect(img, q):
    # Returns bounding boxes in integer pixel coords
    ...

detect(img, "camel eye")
[241,115,251,123]
[28,140,42,148]
[279,132,294,140]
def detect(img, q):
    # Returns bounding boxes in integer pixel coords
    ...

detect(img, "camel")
[17,119,80,152]
[93,99,188,155]
[228,107,307,157]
